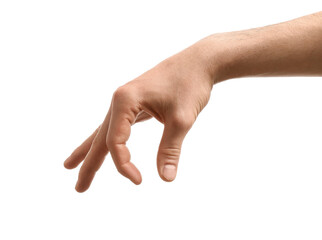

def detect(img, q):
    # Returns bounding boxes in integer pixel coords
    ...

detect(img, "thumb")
[157,116,193,182]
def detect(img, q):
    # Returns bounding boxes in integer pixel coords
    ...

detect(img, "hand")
[64,11,322,192]
[64,43,215,192]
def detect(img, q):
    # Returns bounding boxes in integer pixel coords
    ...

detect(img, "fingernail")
[162,165,177,181]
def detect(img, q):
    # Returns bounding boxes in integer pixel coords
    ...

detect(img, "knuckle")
[159,147,181,163]
[171,111,194,131]
[113,85,131,102]
[115,164,126,176]
[116,167,124,175]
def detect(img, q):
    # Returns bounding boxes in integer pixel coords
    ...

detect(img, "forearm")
[196,11,322,84]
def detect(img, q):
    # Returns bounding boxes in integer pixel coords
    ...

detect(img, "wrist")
[192,33,242,85]
[195,26,286,83]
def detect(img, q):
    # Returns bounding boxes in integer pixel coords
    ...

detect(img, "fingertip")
[64,159,76,169]
[120,162,142,185]
[132,173,142,185]
[64,163,71,169]
[161,164,177,182]
[75,188,86,193]
[64,158,72,169]
[75,170,96,193]
[75,181,88,193]
[75,187,86,193]
[160,176,175,182]
[126,170,142,185]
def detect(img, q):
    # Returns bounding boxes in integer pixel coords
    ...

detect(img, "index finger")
[106,87,142,184]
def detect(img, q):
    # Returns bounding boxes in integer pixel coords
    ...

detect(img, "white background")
[1,1,322,239]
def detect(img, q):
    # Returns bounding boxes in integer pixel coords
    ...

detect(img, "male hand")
[64,44,214,192]
[65,11,322,192]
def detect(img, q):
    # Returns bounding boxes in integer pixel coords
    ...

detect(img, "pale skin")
[64,12,322,193]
